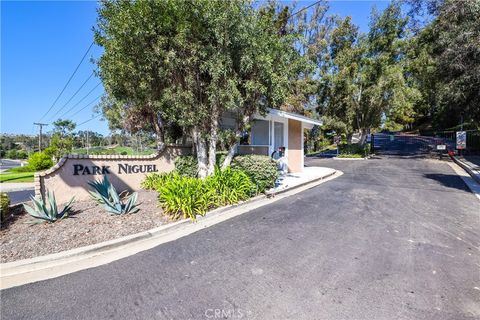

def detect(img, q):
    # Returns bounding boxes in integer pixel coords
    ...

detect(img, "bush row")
[338,143,371,157]
[142,154,278,221]
[174,154,278,193]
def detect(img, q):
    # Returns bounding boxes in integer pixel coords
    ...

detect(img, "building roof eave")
[264,108,322,127]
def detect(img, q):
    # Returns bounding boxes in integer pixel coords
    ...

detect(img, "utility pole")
[86,131,90,155]
[33,123,48,152]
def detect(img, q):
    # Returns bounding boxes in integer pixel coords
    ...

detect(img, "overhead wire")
[56,83,102,119]
[48,72,94,121]
[38,41,94,121]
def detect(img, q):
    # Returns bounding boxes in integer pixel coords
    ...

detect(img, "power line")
[286,0,323,20]
[56,83,102,119]
[77,113,102,127]
[69,94,103,118]
[48,72,94,121]
[39,41,94,121]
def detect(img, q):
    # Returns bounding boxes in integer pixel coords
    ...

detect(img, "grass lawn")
[0,171,35,183]
[336,153,364,158]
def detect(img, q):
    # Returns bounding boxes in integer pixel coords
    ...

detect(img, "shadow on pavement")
[423,173,471,192]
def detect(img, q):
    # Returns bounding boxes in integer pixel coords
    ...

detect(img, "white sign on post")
[436,144,446,150]
[456,131,467,150]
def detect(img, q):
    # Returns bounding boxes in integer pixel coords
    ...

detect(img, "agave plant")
[24,191,75,223]
[88,175,140,215]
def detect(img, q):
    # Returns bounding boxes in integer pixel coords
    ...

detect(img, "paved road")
[0,159,23,172]
[4,189,34,204]
[2,157,479,320]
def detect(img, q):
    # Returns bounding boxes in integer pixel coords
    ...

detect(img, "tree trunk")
[207,106,219,176]
[193,127,208,179]
[153,113,165,152]
[347,133,353,145]
[358,128,368,145]
[221,114,250,169]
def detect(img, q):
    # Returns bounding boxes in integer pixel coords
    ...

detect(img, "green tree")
[319,3,419,143]
[430,0,480,128]
[50,119,76,158]
[95,0,295,177]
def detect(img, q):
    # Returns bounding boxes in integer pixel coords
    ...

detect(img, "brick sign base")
[35,145,191,204]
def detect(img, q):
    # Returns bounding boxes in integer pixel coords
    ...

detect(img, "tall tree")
[95,0,184,150]
[319,3,419,143]
[431,0,480,128]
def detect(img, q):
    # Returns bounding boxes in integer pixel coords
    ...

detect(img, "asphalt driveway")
[1,156,479,320]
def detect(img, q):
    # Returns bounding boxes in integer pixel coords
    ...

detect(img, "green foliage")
[141,172,177,191]
[5,149,28,159]
[88,176,139,215]
[158,167,254,221]
[338,143,371,157]
[23,191,74,224]
[50,119,76,158]
[158,175,214,221]
[205,167,254,206]
[27,152,54,171]
[231,155,278,193]
[1,192,10,222]
[174,155,198,178]
[95,1,297,177]
[7,166,33,173]
[336,153,363,158]
[174,154,228,178]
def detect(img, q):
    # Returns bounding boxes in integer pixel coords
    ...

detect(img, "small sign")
[436,144,446,150]
[456,131,467,150]
[334,136,341,145]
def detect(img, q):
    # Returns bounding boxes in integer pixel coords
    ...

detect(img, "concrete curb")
[0,169,342,290]
[0,186,34,192]
[450,156,480,184]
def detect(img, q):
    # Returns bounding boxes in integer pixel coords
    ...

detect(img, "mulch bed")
[0,190,170,263]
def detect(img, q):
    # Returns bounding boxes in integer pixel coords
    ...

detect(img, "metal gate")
[371,133,447,156]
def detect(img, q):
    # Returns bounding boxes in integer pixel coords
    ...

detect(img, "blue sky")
[1,0,389,136]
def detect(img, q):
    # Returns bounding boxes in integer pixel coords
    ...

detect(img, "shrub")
[88,176,139,215]
[141,171,177,190]
[231,155,278,193]
[1,192,10,222]
[27,152,54,171]
[158,175,213,220]
[174,155,198,177]
[158,167,254,221]
[8,165,34,173]
[5,149,18,159]
[23,191,74,224]
[174,153,229,178]
[338,143,370,157]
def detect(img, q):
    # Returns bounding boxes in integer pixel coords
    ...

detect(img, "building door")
[273,121,284,152]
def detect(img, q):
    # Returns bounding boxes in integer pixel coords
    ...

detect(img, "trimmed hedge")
[338,143,371,157]
[174,153,228,178]
[231,155,278,193]
[27,152,54,171]
[1,192,10,222]
[174,154,278,193]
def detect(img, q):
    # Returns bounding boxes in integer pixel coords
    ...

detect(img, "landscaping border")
[0,167,340,290]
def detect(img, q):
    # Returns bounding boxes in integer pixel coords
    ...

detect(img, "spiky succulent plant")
[24,191,74,223]
[88,175,139,215]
